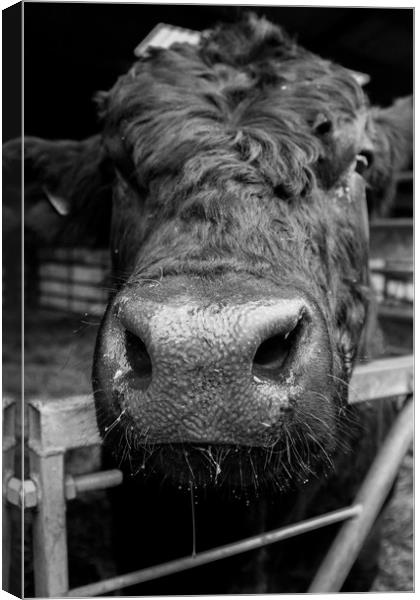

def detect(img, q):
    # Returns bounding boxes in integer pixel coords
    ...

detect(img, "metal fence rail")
[68,506,363,597]
[4,355,413,596]
[308,396,413,592]
[67,397,413,597]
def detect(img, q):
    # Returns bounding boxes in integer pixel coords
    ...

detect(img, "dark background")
[20,3,413,142]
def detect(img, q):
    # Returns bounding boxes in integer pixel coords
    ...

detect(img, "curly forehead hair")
[98,13,367,205]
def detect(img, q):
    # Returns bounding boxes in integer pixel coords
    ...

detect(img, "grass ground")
[4,307,413,593]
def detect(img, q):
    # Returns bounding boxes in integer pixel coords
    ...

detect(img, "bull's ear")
[3,135,114,245]
[366,96,413,216]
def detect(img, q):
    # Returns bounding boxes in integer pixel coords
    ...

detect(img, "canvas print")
[2,3,413,596]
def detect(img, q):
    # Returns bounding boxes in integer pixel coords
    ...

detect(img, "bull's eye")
[355,151,373,175]
[312,113,332,136]
[273,183,291,201]
[314,119,332,135]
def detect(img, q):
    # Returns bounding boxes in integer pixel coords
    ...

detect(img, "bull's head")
[7,15,412,492]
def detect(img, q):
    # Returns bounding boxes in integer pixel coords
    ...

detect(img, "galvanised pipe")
[72,469,123,494]
[66,504,361,597]
[308,396,413,593]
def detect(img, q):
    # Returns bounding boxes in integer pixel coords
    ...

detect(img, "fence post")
[28,402,69,597]
[3,396,16,592]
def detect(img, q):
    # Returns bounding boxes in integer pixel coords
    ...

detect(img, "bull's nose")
[119,294,308,388]
[96,275,333,445]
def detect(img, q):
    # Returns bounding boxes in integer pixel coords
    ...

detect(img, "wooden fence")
[36,248,109,316]
[30,218,412,319]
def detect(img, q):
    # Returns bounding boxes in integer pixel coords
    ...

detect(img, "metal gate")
[3,355,413,596]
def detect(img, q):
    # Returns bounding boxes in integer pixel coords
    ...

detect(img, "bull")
[6,13,412,594]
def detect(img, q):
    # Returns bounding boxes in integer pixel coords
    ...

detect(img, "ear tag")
[43,186,70,216]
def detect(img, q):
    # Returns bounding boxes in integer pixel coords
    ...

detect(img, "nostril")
[253,332,291,370]
[252,319,303,379]
[125,330,153,390]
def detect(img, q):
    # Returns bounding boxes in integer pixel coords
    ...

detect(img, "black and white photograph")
[2,2,414,597]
